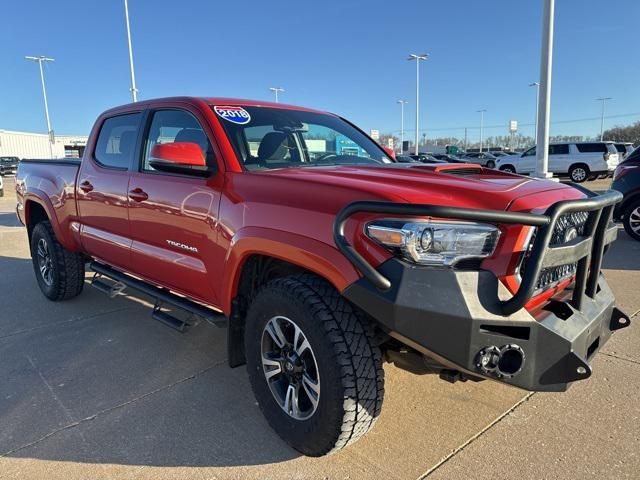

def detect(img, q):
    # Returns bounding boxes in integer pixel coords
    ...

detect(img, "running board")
[89,262,227,331]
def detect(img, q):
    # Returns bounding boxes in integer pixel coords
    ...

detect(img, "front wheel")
[486,160,496,169]
[500,165,516,174]
[245,275,384,456]
[623,199,640,241]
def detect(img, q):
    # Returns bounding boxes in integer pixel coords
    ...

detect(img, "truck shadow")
[0,255,307,468]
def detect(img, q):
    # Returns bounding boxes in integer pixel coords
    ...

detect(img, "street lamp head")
[269,86,285,93]
[408,53,429,61]
[25,55,55,62]
[397,99,408,105]
[596,97,612,101]
[529,82,540,87]
[476,109,487,113]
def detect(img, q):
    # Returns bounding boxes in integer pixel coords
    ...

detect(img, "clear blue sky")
[1,0,638,141]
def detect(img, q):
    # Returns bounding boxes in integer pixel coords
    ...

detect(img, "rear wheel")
[500,165,516,174]
[30,221,85,301]
[569,164,590,183]
[245,274,384,456]
[623,199,640,241]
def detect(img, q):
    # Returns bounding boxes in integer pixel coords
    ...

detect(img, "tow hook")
[476,344,525,378]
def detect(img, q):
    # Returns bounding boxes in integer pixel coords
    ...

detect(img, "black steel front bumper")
[334,190,630,391]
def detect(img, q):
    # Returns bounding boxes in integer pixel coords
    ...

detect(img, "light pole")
[597,97,612,141]
[477,109,486,153]
[534,0,555,179]
[25,55,55,158]
[529,82,540,139]
[123,0,138,102]
[408,53,428,154]
[269,87,285,103]
[397,100,408,153]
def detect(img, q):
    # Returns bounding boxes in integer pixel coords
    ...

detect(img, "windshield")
[212,106,391,170]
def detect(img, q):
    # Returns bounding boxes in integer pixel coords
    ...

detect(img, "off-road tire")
[569,164,590,183]
[31,221,85,301]
[245,274,384,456]
[622,199,640,242]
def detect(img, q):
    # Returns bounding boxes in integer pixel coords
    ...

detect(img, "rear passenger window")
[94,113,142,169]
[549,144,569,155]
[576,143,607,153]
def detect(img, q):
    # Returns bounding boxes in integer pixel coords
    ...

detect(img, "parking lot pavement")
[0,176,638,479]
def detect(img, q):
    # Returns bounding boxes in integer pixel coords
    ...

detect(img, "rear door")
[127,106,225,306]
[77,112,143,270]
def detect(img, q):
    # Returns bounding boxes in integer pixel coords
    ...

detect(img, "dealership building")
[0,129,88,159]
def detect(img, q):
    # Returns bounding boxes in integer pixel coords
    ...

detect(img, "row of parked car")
[397,141,634,183]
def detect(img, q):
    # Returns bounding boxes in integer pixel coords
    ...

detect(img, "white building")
[0,129,88,159]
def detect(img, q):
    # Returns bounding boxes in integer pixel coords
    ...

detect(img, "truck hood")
[259,163,577,211]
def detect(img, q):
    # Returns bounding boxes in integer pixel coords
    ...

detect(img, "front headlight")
[366,220,501,266]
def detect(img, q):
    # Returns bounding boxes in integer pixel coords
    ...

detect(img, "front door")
[127,108,225,306]
[77,112,143,271]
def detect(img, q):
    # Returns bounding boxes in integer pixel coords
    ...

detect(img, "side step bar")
[90,262,227,332]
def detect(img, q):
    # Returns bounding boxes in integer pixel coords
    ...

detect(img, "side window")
[94,113,142,169]
[576,143,607,153]
[143,110,214,172]
[549,144,569,155]
[523,147,536,157]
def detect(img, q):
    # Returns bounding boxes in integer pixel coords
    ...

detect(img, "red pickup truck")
[15,97,629,456]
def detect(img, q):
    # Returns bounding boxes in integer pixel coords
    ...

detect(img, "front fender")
[221,226,359,314]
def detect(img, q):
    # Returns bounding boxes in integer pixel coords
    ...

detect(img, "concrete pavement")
[0,176,638,479]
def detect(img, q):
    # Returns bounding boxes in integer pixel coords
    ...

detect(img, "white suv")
[495,141,620,182]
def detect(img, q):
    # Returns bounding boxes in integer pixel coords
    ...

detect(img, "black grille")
[522,212,590,292]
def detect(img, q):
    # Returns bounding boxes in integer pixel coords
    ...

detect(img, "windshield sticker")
[214,106,251,125]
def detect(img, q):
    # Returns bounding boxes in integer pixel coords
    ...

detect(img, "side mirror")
[383,147,396,160]
[149,142,213,176]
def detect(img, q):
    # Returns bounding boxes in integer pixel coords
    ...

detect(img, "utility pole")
[477,109,486,153]
[397,100,408,153]
[529,82,540,140]
[534,0,555,179]
[25,55,55,158]
[269,87,285,103]
[123,0,138,102]
[464,127,468,151]
[597,97,612,141]
[408,53,429,155]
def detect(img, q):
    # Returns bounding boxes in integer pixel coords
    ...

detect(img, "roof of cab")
[101,96,330,116]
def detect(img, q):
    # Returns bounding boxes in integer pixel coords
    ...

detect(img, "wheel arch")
[222,227,360,367]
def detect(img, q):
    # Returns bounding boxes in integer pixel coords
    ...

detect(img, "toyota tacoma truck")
[15,97,630,456]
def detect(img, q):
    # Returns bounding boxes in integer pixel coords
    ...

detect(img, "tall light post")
[477,109,486,153]
[397,100,408,153]
[534,0,555,179]
[408,53,429,154]
[529,82,540,139]
[269,87,285,103]
[25,55,55,158]
[123,0,138,102]
[597,97,612,141]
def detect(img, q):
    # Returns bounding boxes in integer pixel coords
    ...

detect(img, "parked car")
[409,153,445,163]
[15,96,629,456]
[0,156,20,176]
[0,174,3,197]
[430,153,466,163]
[614,142,635,160]
[459,152,499,168]
[495,142,620,182]
[395,154,419,163]
[612,146,640,241]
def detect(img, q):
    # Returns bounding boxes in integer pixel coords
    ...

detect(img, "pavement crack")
[0,307,132,341]
[26,355,76,425]
[599,351,640,365]
[0,359,227,458]
[418,392,535,479]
